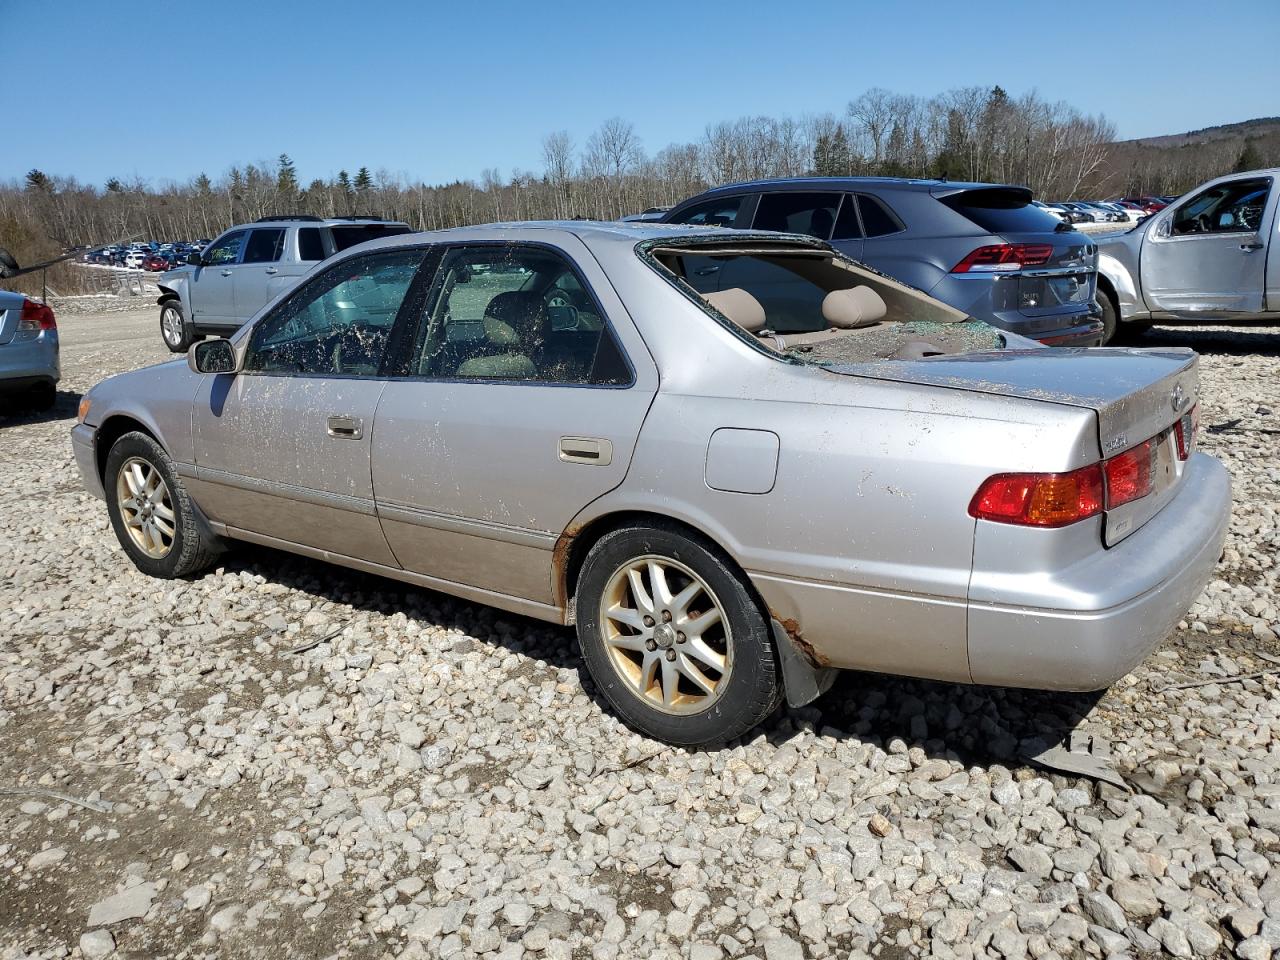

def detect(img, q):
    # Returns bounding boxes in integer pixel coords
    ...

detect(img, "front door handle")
[559,436,612,465]
[327,415,364,440]
[265,266,278,275]
[693,265,721,276]
[220,269,233,277]
[1241,241,1264,251]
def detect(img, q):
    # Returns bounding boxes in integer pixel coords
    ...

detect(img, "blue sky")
[4,0,1278,188]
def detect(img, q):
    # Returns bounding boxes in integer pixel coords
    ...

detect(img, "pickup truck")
[1096,168,1277,343]
[157,215,411,351]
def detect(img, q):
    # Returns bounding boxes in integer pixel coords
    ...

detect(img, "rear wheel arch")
[558,510,777,630]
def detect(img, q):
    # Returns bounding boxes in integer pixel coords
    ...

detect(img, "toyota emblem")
[1171,384,1186,412]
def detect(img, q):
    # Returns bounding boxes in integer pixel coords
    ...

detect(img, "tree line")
[2,85,1274,268]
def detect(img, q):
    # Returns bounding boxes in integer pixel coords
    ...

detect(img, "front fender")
[82,360,203,465]
[1095,227,1147,319]
[157,270,190,308]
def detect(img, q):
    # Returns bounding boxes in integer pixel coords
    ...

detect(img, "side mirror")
[188,338,240,375]
[186,252,203,266]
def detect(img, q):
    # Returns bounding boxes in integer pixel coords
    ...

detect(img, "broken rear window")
[647,241,1002,364]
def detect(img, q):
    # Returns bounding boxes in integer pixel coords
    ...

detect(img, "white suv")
[156,216,412,351]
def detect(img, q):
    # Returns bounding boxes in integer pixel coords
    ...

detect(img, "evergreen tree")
[277,153,299,195]
[337,169,353,195]
[105,177,124,193]
[25,169,51,192]
[1235,140,1263,173]
[195,173,212,196]
[829,126,850,176]
[353,167,373,193]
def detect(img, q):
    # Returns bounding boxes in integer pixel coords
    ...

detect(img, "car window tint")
[298,228,325,261]
[243,229,285,264]
[330,223,413,252]
[752,192,842,239]
[833,195,863,240]
[857,195,906,237]
[203,231,245,265]
[245,250,424,376]
[937,189,1057,234]
[412,245,630,385]
[1171,177,1271,235]
[667,196,743,228]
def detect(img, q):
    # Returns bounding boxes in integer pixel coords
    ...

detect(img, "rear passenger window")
[857,195,904,237]
[412,245,631,386]
[667,197,743,228]
[331,224,413,252]
[298,228,325,262]
[753,192,841,239]
[243,229,286,264]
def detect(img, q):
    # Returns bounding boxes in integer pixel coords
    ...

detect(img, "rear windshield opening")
[650,243,1002,363]
[939,187,1068,235]
[331,224,412,252]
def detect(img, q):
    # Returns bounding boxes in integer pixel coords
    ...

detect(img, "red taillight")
[1174,404,1198,460]
[1104,439,1154,508]
[969,465,1105,527]
[971,437,1163,528]
[19,299,56,331]
[951,243,1054,273]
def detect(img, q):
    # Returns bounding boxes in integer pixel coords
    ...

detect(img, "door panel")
[190,231,245,326]
[372,381,650,602]
[233,228,286,323]
[190,375,397,564]
[1143,177,1272,316]
[370,238,658,604]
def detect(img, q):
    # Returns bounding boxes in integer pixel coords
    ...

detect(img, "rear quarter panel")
[582,360,1098,682]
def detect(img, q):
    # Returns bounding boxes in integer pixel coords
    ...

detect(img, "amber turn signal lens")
[969,465,1105,527]
[77,397,91,423]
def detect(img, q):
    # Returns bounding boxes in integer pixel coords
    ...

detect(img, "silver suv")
[156,215,411,351]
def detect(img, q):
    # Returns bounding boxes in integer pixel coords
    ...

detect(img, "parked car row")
[85,240,210,270]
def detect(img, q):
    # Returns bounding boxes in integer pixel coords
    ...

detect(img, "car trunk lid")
[825,346,1199,545]
[0,292,25,345]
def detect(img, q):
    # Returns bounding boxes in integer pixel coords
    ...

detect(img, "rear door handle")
[220,269,233,277]
[265,266,278,275]
[327,415,364,440]
[1241,241,1264,251]
[559,436,612,465]
[693,265,720,276]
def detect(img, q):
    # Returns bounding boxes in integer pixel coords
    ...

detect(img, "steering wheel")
[1195,213,1214,233]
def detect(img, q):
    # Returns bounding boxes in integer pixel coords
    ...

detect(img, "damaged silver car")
[72,222,1231,746]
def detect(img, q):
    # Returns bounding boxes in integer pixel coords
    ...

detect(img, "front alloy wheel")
[160,302,193,352]
[116,456,176,558]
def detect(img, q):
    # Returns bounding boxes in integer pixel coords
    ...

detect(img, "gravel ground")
[2,306,1279,960]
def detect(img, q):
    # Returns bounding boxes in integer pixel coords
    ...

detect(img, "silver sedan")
[72,222,1231,745]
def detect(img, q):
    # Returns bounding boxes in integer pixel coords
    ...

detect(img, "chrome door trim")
[375,499,559,548]
[327,415,364,440]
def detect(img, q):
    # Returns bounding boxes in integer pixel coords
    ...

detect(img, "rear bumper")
[967,453,1231,690]
[0,332,60,389]
[72,422,105,500]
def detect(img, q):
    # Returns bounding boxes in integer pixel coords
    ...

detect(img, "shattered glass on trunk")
[784,320,1004,364]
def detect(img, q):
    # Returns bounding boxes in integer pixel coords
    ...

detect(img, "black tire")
[575,523,782,746]
[1097,292,1119,345]
[160,299,195,352]
[104,431,219,578]
[0,245,18,279]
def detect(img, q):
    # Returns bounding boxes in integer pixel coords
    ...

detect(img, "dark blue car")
[662,177,1104,346]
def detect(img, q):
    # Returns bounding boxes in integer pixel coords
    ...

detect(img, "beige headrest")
[456,353,537,379]
[823,286,886,329]
[482,316,520,346]
[703,287,766,333]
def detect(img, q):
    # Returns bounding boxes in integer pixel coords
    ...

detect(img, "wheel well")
[94,416,159,482]
[1095,273,1119,311]
[558,510,753,618]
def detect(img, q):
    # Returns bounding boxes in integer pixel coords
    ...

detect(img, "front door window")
[1171,178,1271,235]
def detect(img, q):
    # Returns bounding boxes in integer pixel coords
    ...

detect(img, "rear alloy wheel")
[104,431,219,578]
[576,524,782,746]
[160,300,194,352]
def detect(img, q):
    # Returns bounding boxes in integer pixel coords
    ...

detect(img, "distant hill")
[1098,117,1280,196]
